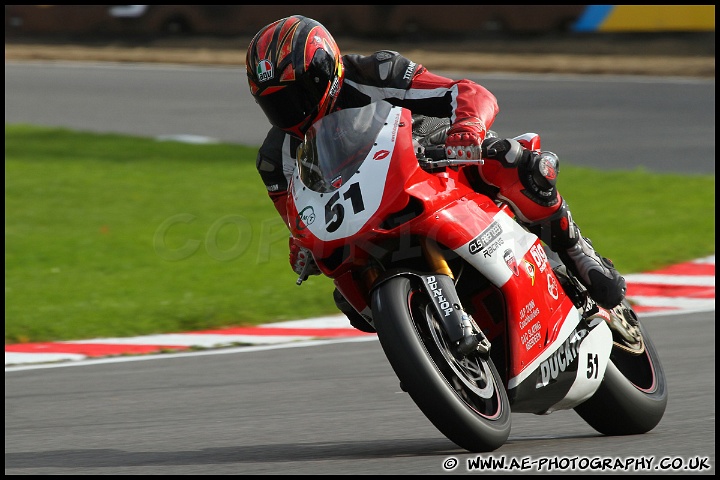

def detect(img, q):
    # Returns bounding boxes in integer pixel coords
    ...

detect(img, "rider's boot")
[473,136,626,310]
[333,288,376,333]
[527,201,627,309]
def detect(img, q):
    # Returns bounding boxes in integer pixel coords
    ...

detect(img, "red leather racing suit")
[255,50,500,226]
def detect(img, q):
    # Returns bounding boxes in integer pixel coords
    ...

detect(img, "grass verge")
[5,125,715,343]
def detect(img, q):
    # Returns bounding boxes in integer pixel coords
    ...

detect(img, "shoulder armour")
[344,50,420,89]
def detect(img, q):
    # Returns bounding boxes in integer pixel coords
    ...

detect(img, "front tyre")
[574,301,668,435]
[372,276,511,452]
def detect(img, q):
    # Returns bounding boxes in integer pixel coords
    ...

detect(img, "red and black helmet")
[246,16,344,139]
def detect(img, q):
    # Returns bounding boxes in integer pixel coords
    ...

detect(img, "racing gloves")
[289,236,321,277]
[445,116,487,160]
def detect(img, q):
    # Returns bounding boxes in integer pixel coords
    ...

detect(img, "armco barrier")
[5,5,715,39]
[572,5,715,32]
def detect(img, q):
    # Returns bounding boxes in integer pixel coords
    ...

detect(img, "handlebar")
[417,144,485,170]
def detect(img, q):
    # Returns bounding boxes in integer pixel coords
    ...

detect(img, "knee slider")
[519,150,560,205]
[528,151,560,189]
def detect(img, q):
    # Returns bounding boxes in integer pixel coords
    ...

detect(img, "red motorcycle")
[287,101,667,452]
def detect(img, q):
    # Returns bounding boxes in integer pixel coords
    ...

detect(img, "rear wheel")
[372,276,511,452]
[574,300,668,434]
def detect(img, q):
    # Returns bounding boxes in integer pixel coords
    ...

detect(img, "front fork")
[421,238,490,357]
[367,238,491,358]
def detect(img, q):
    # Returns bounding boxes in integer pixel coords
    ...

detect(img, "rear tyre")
[574,301,668,435]
[372,276,511,452]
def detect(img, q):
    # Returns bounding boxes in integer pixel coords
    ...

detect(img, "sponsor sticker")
[373,150,390,160]
[504,249,519,276]
[403,61,417,81]
[426,275,454,317]
[468,221,503,256]
[537,328,589,387]
[530,244,548,273]
[296,206,316,230]
[547,272,559,300]
[524,260,536,285]
[519,299,540,330]
[257,59,274,82]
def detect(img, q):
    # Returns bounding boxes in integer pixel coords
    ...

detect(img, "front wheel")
[574,300,668,435]
[372,276,511,452]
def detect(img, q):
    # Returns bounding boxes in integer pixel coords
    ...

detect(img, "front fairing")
[289,101,411,247]
[296,101,393,195]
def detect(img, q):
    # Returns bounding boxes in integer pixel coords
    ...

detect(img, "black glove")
[411,115,450,147]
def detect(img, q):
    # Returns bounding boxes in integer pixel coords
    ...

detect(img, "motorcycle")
[287,100,667,452]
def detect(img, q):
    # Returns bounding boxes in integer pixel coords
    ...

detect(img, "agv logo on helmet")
[246,15,345,138]
[257,59,274,83]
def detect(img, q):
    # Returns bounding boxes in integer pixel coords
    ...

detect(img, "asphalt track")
[4,61,716,474]
[4,312,716,475]
[4,61,716,174]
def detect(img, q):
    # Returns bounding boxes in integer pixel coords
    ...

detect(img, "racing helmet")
[246,16,344,139]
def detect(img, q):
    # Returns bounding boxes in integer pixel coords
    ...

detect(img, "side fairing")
[452,210,538,289]
[450,210,586,384]
[507,315,613,413]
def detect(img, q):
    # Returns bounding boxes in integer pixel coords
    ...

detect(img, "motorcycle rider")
[246,15,626,332]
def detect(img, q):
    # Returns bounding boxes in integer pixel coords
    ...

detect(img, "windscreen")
[297,101,393,193]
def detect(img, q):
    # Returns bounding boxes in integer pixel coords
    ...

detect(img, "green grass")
[5,125,715,344]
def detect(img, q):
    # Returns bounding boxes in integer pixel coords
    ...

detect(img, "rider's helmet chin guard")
[246,15,345,139]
